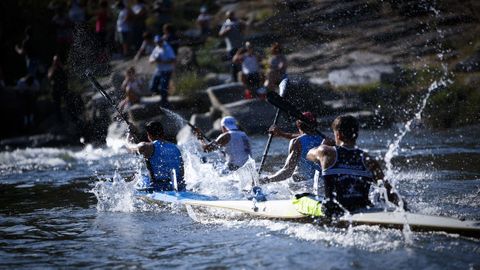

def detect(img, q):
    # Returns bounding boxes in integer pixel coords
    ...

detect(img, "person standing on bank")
[307,115,399,214]
[195,116,251,172]
[149,35,176,107]
[219,11,244,83]
[259,112,329,191]
[128,121,186,192]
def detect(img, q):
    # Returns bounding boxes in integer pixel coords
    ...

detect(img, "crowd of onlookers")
[7,0,289,133]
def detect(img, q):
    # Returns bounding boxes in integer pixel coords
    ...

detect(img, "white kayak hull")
[137,191,480,237]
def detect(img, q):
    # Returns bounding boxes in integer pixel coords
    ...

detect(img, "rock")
[282,75,331,115]
[190,112,214,133]
[128,102,162,122]
[204,73,231,87]
[110,71,124,91]
[455,51,480,73]
[318,110,391,129]
[206,83,245,110]
[176,46,197,72]
[322,99,361,113]
[220,99,277,134]
[0,133,76,150]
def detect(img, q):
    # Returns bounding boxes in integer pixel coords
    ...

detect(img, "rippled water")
[1,125,479,269]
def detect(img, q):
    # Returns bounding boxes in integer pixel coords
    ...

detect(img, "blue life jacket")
[322,146,374,210]
[146,140,185,191]
[292,134,324,181]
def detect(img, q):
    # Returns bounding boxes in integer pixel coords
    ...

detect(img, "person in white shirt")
[195,116,252,171]
[233,41,263,98]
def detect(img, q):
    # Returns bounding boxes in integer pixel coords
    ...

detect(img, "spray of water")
[381,4,453,244]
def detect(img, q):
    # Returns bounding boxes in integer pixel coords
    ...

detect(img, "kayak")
[136,191,480,238]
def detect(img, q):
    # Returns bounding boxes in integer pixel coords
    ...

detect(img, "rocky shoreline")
[1,0,479,149]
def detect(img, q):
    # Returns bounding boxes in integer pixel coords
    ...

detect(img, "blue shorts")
[150,70,172,96]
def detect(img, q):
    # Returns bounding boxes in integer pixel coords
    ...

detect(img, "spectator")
[219,11,244,82]
[116,1,132,57]
[264,42,288,91]
[153,0,173,34]
[149,35,176,107]
[118,85,141,113]
[16,75,40,131]
[95,0,110,48]
[131,0,148,50]
[134,32,155,61]
[15,26,39,78]
[121,66,149,97]
[48,55,69,122]
[69,0,86,25]
[162,23,179,55]
[233,41,264,99]
[196,6,211,37]
[51,4,73,60]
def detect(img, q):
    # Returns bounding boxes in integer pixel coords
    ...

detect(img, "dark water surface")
[1,126,479,269]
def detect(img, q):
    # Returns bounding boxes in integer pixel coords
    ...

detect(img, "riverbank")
[1,0,479,148]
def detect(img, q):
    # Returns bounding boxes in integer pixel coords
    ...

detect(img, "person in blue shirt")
[128,121,185,192]
[259,112,333,191]
[149,35,176,107]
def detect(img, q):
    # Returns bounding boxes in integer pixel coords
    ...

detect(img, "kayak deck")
[137,191,480,237]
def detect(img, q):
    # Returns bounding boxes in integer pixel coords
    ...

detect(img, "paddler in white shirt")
[195,116,252,172]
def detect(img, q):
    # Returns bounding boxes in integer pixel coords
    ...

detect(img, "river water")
[1,124,479,269]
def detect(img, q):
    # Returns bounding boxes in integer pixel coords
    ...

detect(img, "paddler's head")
[296,112,316,134]
[221,116,238,132]
[331,115,359,145]
[145,121,164,141]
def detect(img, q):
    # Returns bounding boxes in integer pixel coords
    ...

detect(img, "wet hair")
[163,23,174,34]
[126,66,136,75]
[271,42,282,54]
[331,115,359,141]
[145,121,164,137]
[143,31,153,40]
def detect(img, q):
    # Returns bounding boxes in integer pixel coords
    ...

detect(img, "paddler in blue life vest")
[259,112,330,191]
[307,115,400,214]
[128,121,186,192]
[195,116,252,172]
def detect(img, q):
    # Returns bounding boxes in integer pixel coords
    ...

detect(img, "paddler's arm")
[307,145,336,200]
[363,153,401,206]
[260,139,301,183]
[126,141,154,159]
[268,125,299,140]
[196,130,230,152]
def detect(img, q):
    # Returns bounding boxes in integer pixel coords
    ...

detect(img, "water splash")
[91,171,138,212]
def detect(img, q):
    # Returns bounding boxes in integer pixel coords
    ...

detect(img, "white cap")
[221,116,238,130]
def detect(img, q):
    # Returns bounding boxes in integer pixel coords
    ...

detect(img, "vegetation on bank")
[334,65,480,128]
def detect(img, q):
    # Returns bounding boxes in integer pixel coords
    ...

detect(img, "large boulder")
[206,83,245,110]
[220,99,277,134]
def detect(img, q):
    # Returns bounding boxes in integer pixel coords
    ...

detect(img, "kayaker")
[195,116,251,171]
[307,115,399,214]
[128,121,186,191]
[259,112,331,191]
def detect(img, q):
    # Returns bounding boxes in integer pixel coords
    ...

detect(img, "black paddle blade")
[266,91,314,126]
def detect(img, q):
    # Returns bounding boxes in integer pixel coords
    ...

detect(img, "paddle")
[84,70,157,182]
[266,91,328,139]
[84,70,139,142]
[257,78,289,175]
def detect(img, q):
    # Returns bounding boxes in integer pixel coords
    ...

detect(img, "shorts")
[117,31,131,45]
[150,70,172,95]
